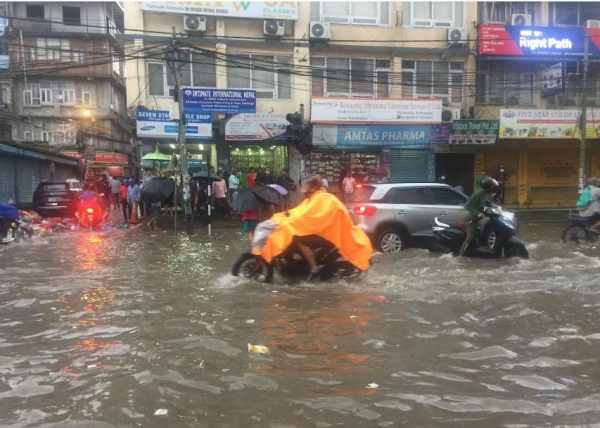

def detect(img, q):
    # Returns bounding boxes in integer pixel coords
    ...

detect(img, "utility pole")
[166,31,194,234]
[579,35,589,194]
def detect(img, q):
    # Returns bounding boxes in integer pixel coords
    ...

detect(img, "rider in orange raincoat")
[252,175,372,275]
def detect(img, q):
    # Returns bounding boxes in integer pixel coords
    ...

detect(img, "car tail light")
[86,208,94,214]
[354,205,377,216]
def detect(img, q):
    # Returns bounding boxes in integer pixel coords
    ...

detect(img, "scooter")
[562,215,598,246]
[232,234,366,283]
[430,205,529,259]
[0,204,21,244]
[77,195,105,231]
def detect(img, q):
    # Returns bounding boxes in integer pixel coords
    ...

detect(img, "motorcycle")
[562,215,598,246]
[0,204,21,244]
[77,194,105,231]
[232,221,367,283]
[430,205,529,259]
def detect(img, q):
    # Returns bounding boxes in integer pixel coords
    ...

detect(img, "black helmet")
[480,176,499,193]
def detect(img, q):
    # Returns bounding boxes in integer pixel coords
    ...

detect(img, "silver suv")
[346,183,517,253]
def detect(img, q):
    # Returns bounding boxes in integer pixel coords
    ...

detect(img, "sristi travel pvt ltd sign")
[479,25,600,57]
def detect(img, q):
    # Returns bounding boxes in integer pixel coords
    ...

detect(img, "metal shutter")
[390,149,429,183]
[0,157,16,204]
[16,158,40,207]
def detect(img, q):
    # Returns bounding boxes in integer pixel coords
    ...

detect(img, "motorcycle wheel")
[331,261,363,281]
[562,224,592,247]
[505,242,529,259]
[231,253,273,283]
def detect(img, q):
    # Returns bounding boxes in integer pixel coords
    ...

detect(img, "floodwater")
[1,222,600,427]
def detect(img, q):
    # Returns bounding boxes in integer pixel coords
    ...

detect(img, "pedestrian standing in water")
[127,179,141,224]
[242,208,259,241]
[246,168,257,188]
[120,179,129,223]
[110,176,121,210]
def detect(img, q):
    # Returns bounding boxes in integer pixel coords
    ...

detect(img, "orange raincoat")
[252,190,373,270]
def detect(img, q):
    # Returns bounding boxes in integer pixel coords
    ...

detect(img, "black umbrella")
[141,177,175,204]
[191,171,220,184]
[232,188,261,212]
[253,185,283,206]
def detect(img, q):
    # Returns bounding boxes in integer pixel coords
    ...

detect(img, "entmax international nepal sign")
[136,108,212,139]
[499,109,600,139]
[479,25,600,57]
[311,98,443,124]
[142,1,298,20]
[450,120,499,145]
[182,88,256,114]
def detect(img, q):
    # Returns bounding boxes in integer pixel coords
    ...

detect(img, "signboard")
[311,98,443,125]
[142,1,298,20]
[479,24,600,57]
[313,124,436,148]
[431,124,451,144]
[450,120,499,145]
[95,152,128,165]
[136,108,212,140]
[225,113,288,141]
[542,63,564,97]
[499,109,600,139]
[182,88,256,115]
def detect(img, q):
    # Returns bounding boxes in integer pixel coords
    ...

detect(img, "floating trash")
[154,409,168,416]
[248,343,270,354]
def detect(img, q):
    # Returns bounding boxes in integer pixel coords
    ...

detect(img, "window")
[63,6,81,26]
[41,130,51,142]
[40,82,52,104]
[430,188,466,205]
[404,1,463,28]
[147,55,217,97]
[226,54,291,99]
[23,83,40,106]
[24,131,33,141]
[320,1,389,25]
[26,4,45,19]
[311,57,390,97]
[387,188,434,204]
[0,83,10,105]
[479,2,536,24]
[147,62,165,96]
[548,63,600,108]
[476,62,535,106]
[36,38,72,62]
[402,60,463,102]
[552,2,600,26]
[75,85,91,105]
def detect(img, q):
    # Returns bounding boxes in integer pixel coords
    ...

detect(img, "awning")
[0,141,78,167]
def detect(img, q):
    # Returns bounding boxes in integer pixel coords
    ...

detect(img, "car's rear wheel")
[378,229,404,253]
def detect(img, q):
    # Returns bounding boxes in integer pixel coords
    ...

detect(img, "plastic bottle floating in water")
[248,343,270,354]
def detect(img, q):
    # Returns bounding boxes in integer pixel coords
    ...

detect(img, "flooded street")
[2,222,600,427]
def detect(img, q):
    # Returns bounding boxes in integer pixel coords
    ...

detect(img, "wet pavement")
[1,220,600,427]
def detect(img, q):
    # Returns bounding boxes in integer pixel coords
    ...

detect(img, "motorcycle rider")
[459,177,500,256]
[76,184,106,227]
[295,175,325,280]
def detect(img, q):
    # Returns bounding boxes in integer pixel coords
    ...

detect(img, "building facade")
[122,1,600,208]
[0,1,136,190]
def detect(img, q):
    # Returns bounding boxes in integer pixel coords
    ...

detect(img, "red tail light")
[86,208,94,214]
[354,205,377,216]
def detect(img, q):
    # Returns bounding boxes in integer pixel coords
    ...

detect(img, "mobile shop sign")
[182,88,256,115]
[479,25,600,57]
[311,98,442,125]
[136,108,212,139]
[142,1,298,20]
[225,113,289,141]
[499,109,600,139]
[312,124,434,148]
[450,120,499,145]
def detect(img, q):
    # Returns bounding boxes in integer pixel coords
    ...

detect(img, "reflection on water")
[1,224,600,426]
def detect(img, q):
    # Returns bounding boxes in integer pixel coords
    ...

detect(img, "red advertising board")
[95,152,128,165]
[479,24,523,56]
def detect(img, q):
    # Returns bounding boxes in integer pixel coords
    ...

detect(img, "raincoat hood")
[252,190,372,270]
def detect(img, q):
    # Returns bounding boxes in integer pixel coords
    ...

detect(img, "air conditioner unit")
[441,108,460,123]
[263,20,284,37]
[447,27,466,45]
[586,20,600,28]
[309,21,331,40]
[511,14,532,26]
[184,15,207,32]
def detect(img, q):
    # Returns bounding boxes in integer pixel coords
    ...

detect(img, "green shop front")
[223,113,290,186]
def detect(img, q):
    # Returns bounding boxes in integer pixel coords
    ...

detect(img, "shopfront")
[311,98,443,192]
[477,109,600,208]
[225,113,290,185]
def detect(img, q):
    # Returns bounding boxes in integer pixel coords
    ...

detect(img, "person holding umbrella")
[232,185,284,240]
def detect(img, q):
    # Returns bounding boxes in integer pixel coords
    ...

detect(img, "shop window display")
[305,152,380,196]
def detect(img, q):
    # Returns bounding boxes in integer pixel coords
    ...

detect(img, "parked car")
[32,179,82,218]
[346,183,517,253]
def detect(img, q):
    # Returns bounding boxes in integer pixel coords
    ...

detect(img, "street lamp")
[165,42,194,235]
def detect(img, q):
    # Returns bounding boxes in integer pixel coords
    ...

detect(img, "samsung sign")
[479,25,600,57]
